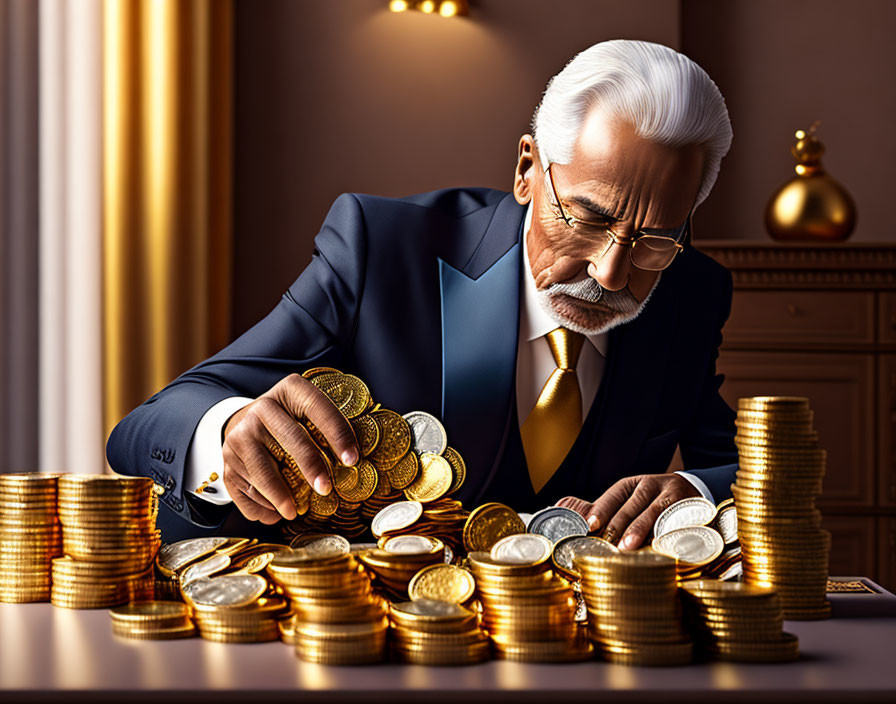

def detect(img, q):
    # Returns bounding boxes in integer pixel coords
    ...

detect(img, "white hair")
[532,39,732,209]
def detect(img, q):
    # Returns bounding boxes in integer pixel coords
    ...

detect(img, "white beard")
[536,273,662,335]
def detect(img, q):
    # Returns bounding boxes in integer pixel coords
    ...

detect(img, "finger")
[274,375,359,466]
[584,477,638,534]
[619,491,675,551]
[237,431,300,519]
[224,441,294,519]
[602,480,659,549]
[556,496,594,520]
[233,487,282,525]
[249,396,332,498]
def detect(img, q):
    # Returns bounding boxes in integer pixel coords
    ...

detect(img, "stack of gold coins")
[651,525,725,579]
[181,573,285,642]
[272,369,469,542]
[576,551,692,666]
[469,535,592,662]
[733,396,830,619]
[109,601,196,640]
[681,580,799,662]
[266,547,388,664]
[51,475,159,609]
[389,599,490,665]
[372,500,469,557]
[357,535,446,600]
[0,473,62,602]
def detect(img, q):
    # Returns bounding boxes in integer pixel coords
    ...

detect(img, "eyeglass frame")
[543,162,690,272]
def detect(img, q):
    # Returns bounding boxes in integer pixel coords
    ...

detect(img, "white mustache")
[544,278,640,313]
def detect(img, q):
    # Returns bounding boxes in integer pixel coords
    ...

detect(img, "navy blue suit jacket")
[106,188,739,540]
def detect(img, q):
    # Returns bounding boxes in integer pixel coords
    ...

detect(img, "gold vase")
[764,123,857,241]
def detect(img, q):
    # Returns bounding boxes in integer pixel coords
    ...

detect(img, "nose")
[586,238,632,291]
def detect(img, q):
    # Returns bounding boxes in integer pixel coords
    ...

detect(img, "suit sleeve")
[105,193,368,532]
[678,265,739,501]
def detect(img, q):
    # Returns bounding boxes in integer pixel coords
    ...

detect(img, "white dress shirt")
[185,203,714,506]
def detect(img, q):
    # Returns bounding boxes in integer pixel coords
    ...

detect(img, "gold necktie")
[521,327,586,493]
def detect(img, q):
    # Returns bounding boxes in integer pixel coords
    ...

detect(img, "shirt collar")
[520,203,609,357]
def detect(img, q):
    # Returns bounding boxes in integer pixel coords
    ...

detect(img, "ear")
[512,135,537,205]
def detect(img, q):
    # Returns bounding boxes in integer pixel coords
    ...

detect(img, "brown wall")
[682,0,896,243]
[232,0,680,335]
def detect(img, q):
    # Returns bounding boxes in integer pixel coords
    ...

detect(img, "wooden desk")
[1,579,894,703]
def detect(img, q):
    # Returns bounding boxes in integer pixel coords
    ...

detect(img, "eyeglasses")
[544,163,689,272]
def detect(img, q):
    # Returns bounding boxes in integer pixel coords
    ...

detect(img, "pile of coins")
[681,580,799,662]
[357,534,446,600]
[389,599,490,665]
[732,396,830,619]
[372,499,469,556]
[52,475,159,609]
[577,552,692,666]
[650,497,731,579]
[273,369,468,541]
[110,601,196,640]
[469,536,592,662]
[187,583,286,643]
[0,473,62,602]
[266,540,388,664]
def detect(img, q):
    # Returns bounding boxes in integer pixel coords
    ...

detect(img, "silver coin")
[182,574,267,607]
[719,562,743,581]
[651,525,724,566]
[180,552,231,586]
[289,533,350,557]
[402,411,448,455]
[350,542,379,553]
[383,534,441,555]
[371,500,423,537]
[552,535,619,574]
[654,497,717,537]
[716,505,738,544]
[527,506,589,544]
[157,537,229,573]
[490,533,553,565]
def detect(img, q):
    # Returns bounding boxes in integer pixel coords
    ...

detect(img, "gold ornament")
[765,122,857,241]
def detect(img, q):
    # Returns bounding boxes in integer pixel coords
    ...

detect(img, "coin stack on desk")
[577,552,693,666]
[357,534,446,600]
[51,475,159,609]
[732,396,831,619]
[389,599,490,665]
[371,499,469,559]
[269,369,470,545]
[266,544,388,664]
[469,535,592,663]
[110,601,196,640]
[0,473,62,603]
[681,580,799,662]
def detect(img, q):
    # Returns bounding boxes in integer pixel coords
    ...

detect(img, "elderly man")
[107,39,739,544]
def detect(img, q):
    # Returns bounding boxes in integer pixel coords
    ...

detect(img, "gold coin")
[387,451,419,489]
[301,366,341,380]
[368,410,412,464]
[408,564,476,604]
[404,453,453,503]
[442,446,466,495]
[350,414,380,456]
[463,503,526,553]
[309,490,339,517]
[309,372,371,419]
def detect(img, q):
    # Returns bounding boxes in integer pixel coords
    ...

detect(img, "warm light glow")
[389,0,409,11]
[439,1,459,16]
[419,0,436,13]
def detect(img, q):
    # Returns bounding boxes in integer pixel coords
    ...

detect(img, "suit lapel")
[439,194,524,504]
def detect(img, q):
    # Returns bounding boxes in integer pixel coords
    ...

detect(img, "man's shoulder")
[349,187,509,221]
[672,245,733,292]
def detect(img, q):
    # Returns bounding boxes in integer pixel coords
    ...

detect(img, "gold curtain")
[103,0,232,440]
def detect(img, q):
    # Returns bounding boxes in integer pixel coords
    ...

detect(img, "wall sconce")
[389,1,469,18]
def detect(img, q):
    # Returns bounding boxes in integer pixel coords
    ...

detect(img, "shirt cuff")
[675,470,715,504]
[185,396,254,505]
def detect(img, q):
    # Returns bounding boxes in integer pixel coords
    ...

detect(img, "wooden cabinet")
[698,242,896,590]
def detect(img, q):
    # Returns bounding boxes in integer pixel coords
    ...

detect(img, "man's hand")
[557,473,700,550]
[221,374,359,525]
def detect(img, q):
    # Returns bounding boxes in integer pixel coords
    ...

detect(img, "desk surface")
[1,579,895,703]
